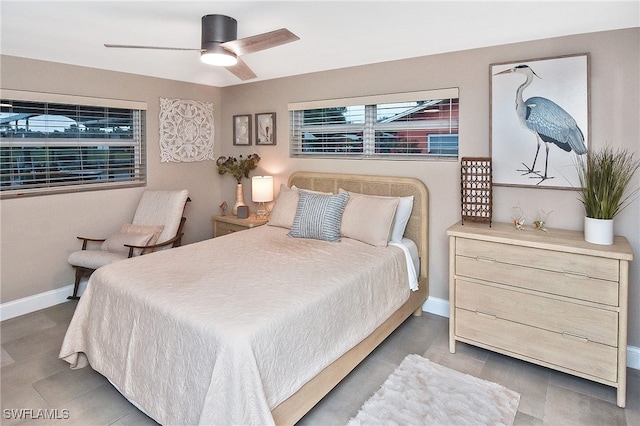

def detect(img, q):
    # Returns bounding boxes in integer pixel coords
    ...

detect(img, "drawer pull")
[562,331,589,343]
[563,271,589,279]
[475,311,497,319]
[475,256,497,264]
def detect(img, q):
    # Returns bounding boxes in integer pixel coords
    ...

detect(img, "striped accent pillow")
[288,191,349,242]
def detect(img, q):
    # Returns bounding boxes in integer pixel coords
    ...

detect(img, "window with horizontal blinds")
[289,88,459,159]
[0,91,147,198]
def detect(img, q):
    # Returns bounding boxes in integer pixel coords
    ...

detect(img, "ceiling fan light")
[201,46,237,66]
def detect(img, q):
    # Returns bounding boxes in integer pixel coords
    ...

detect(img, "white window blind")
[0,90,147,198]
[289,88,459,159]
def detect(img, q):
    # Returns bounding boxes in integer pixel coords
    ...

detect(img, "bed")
[60,172,429,425]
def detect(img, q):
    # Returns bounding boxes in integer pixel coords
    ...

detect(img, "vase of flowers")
[577,147,638,245]
[216,154,261,215]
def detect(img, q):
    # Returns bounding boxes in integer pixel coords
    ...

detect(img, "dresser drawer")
[215,221,245,236]
[455,279,618,346]
[455,308,618,382]
[456,238,619,281]
[455,239,619,306]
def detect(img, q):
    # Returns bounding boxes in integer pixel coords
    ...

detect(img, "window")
[289,88,459,160]
[0,90,147,198]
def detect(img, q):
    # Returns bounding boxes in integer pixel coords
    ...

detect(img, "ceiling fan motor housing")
[201,14,237,50]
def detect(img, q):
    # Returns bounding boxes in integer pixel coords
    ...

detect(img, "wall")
[1,56,222,302]
[219,28,640,348]
[1,28,638,350]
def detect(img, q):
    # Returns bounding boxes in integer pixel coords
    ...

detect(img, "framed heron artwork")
[490,53,590,189]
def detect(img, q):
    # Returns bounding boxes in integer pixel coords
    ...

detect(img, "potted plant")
[577,147,639,245]
[216,154,261,215]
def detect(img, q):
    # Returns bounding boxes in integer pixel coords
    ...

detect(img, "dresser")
[447,221,633,407]
[212,215,268,238]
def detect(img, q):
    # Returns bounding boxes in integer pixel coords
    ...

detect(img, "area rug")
[348,354,520,425]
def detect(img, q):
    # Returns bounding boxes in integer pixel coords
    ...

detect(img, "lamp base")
[256,202,270,219]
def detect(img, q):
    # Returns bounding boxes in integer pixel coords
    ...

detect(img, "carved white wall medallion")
[159,98,214,162]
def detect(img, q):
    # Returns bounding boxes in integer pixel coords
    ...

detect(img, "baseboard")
[422,296,640,371]
[0,282,85,322]
[2,290,638,371]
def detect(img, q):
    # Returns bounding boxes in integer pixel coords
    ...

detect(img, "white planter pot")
[584,216,614,245]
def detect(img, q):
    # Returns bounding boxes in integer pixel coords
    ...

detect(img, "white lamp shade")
[252,176,274,203]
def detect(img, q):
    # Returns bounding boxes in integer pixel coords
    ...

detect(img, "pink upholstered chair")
[67,190,190,299]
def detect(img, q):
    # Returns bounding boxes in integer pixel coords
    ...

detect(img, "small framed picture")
[233,114,252,146]
[255,112,276,145]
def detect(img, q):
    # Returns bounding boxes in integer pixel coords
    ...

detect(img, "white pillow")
[390,195,414,243]
[339,189,414,245]
[268,184,299,229]
[119,223,165,254]
[101,232,154,256]
[339,190,400,247]
[268,185,333,229]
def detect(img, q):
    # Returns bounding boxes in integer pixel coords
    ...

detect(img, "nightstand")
[212,214,269,238]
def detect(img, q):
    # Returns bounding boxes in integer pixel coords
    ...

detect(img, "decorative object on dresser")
[236,205,249,219]
[447,221,633,408]
[252,176,274,219]
[577,146,639,245]
[460,157,492,226]
[216,153,260,215]
[212,214,268,237]
[349,354,520,426]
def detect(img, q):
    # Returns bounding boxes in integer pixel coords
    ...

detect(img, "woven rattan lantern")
[460,157,492,226]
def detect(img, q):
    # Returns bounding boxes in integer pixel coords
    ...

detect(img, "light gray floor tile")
[481,352,550,419]
[1,345,15,367]
[513,410,544,426]
[1,302,636,425]
[62,383,139,426]
[548,367,618,404]
[33,365,109,405]
[543,383,627,426]
[1,311,56,344]
[1,347,69,389]
[110,409,159,426]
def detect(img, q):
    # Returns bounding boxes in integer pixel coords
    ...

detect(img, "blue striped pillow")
[288,191,349,242]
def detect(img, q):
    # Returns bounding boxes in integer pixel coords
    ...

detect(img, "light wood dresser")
[447,221,633,407]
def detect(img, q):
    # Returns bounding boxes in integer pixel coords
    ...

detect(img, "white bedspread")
[60,225,410,425]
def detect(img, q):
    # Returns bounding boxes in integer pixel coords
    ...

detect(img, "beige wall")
[1,56,222,302]
[1,28,638,347]
[220,28,640,347]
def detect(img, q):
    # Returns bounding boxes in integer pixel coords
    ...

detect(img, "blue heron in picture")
[495,64,587,184]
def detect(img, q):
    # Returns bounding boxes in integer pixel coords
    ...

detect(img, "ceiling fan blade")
[104,44,201,51]
[221,28,299,56]
[225,57,257,81]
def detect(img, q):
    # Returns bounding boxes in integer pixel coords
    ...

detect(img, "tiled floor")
[1,301,638,425]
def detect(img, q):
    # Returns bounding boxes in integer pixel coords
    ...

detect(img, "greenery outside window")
[0,90,147,198]
[289,88,459,159]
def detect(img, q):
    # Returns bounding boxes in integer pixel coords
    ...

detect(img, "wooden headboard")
[288,171,429,288]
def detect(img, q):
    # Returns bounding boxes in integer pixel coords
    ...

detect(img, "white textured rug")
[348,354,520,426]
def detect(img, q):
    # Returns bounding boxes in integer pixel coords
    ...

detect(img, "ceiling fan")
[104,14,299,81]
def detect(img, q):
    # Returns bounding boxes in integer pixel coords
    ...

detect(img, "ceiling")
[1,1,638,88]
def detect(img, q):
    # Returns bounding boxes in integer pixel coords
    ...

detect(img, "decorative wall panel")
[159,98,214,162]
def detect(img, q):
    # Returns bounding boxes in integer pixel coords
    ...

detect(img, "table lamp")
[252,176,274,219]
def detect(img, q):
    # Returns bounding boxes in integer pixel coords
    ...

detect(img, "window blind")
[290,88,459,159]
[1,91,147,198]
